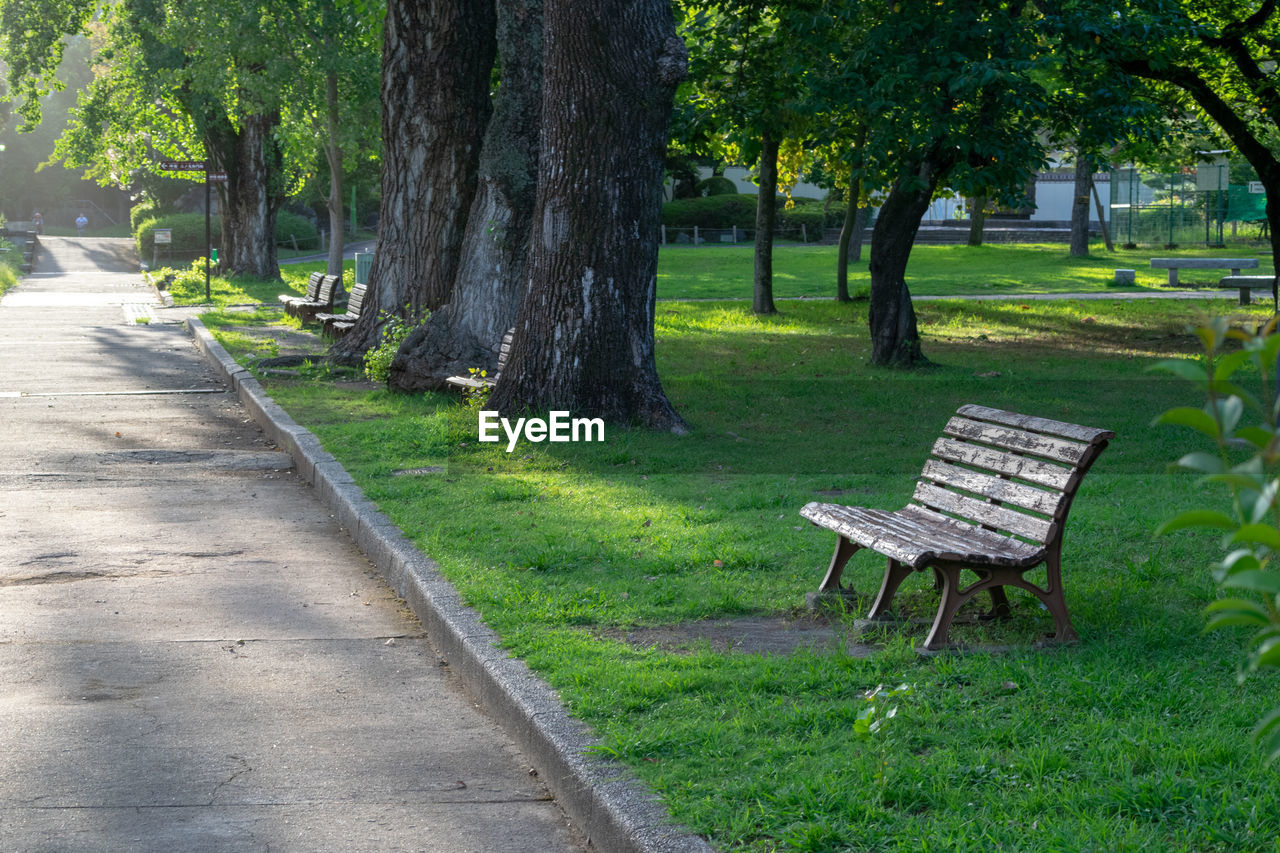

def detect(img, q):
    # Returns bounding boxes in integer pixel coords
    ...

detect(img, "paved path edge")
[186,317,715,853]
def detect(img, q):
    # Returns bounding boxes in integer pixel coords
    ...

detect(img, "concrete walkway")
[0,237,585,851]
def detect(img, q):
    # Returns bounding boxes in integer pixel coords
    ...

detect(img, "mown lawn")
[207,294,1280,852]
[166,242,1276,307]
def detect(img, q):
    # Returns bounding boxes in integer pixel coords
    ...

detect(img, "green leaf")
[1233,426,1275,449]
[1215,396,1244,435]
[1155,510,1237,535]
[1176,452,1226,474]
[1220,569,1280,595]
[1253,636,1280,669]
[1149,358,1208,382]
[1202,472,1266,491]
[1213,349,1253,380]
[1230,524,1280,549]
[1152,407,1221,438]
[1205,597,1272,629]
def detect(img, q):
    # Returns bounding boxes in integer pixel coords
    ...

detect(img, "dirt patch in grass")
[596,613,878,657]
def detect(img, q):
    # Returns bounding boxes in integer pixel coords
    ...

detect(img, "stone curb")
[186,317,714,853]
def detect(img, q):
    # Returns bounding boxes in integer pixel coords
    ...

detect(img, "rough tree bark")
[753,131,779,315]
[486,0,688,431]
[868,157,947,367]
[1069,150,1091,257]
[333,0,497,357]
[216,111,284,280]
[389,0,543,392]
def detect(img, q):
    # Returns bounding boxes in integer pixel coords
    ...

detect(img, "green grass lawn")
[208,295,1280,851]
[657,242,1277,300]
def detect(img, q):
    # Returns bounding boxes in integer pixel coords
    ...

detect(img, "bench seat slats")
[918,459,1062,516]
[957,404,1115,445]
[930,437,1074,490]
[911,481,1055,543]
[943,416,1089,465]
[800,503,1042,568]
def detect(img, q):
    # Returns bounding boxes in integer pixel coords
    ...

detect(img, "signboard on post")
[153,229,172,244]
[1250,181,1266,194]
[157,158,215,300]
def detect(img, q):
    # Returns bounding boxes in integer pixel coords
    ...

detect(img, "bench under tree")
[800,405,1113,650]
[445,328,516,390]
[316,281,366,339]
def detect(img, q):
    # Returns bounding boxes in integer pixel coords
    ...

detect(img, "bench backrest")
[316,274,340,307]
[304,271,324,300]
[911,404,1113,547]
[345,281,367,317]
[494,328,515,376]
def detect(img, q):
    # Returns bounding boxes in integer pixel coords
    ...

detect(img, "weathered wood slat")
[919,459,1062,515]
[446,328,516,390]
[800,503,1041,568]
[943,416,1089,464]
[930,437,1074,490]
[957,404,1115,444]
[911,481,1054,542]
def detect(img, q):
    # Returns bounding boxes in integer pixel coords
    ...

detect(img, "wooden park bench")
[279,272,324,316]
[445,328,515,391]
[291,274,342,322]
[1217,274,1277,305]
[799,404,1113,651]
[316,281,366,339]
[1150,256,1257,287]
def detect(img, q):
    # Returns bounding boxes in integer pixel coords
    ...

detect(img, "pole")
[204,173,211,301]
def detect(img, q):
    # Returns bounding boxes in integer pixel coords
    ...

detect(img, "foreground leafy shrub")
[1154,316,1280,763]
[364,311,427,384]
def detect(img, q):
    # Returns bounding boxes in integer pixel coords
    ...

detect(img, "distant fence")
[1109,166,1269,247]
[661,225,835,245]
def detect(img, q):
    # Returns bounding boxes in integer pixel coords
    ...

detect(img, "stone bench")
[1150,257,1258,287]
[800,404,1113,650]
[1218,275,1276,305]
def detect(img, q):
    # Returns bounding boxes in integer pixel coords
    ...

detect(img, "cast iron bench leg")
[867,558,912,621]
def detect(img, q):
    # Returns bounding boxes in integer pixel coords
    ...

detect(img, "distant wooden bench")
[1150,257,1258,287]
[1218,275,1276,305]
[316,281,366,339]
[279,272,324,316]
[445,328,515,390]
[292,274,342,322]
[800,404,1113,650]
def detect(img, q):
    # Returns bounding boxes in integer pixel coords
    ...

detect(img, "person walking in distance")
[32,212,43,234]
[75,213,88,237]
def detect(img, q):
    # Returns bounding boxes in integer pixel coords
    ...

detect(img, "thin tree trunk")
[753,131,779,315]
[967,194,987,246]
[486,0,688,431]
[868,158,943,367]
[333,0,496,357]
[1090,176,1114,252]
[836,134,866,302]
[1069,150,1091,257]
[390,0,543,392]
[323,66,345,278]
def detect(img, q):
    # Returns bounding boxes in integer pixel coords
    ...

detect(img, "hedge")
[661,193,842,231]
[136,210,320,256]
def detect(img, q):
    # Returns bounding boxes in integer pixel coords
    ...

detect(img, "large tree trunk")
[753,131,779,315]
[868,159,942,367]
[389,0,543,392]
[1090,176,1114,252]
[220,112,283,280]
[486,0,688,431]
[323,66,345,278]
[333,0,497,357]
[1069,150,1091,257]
